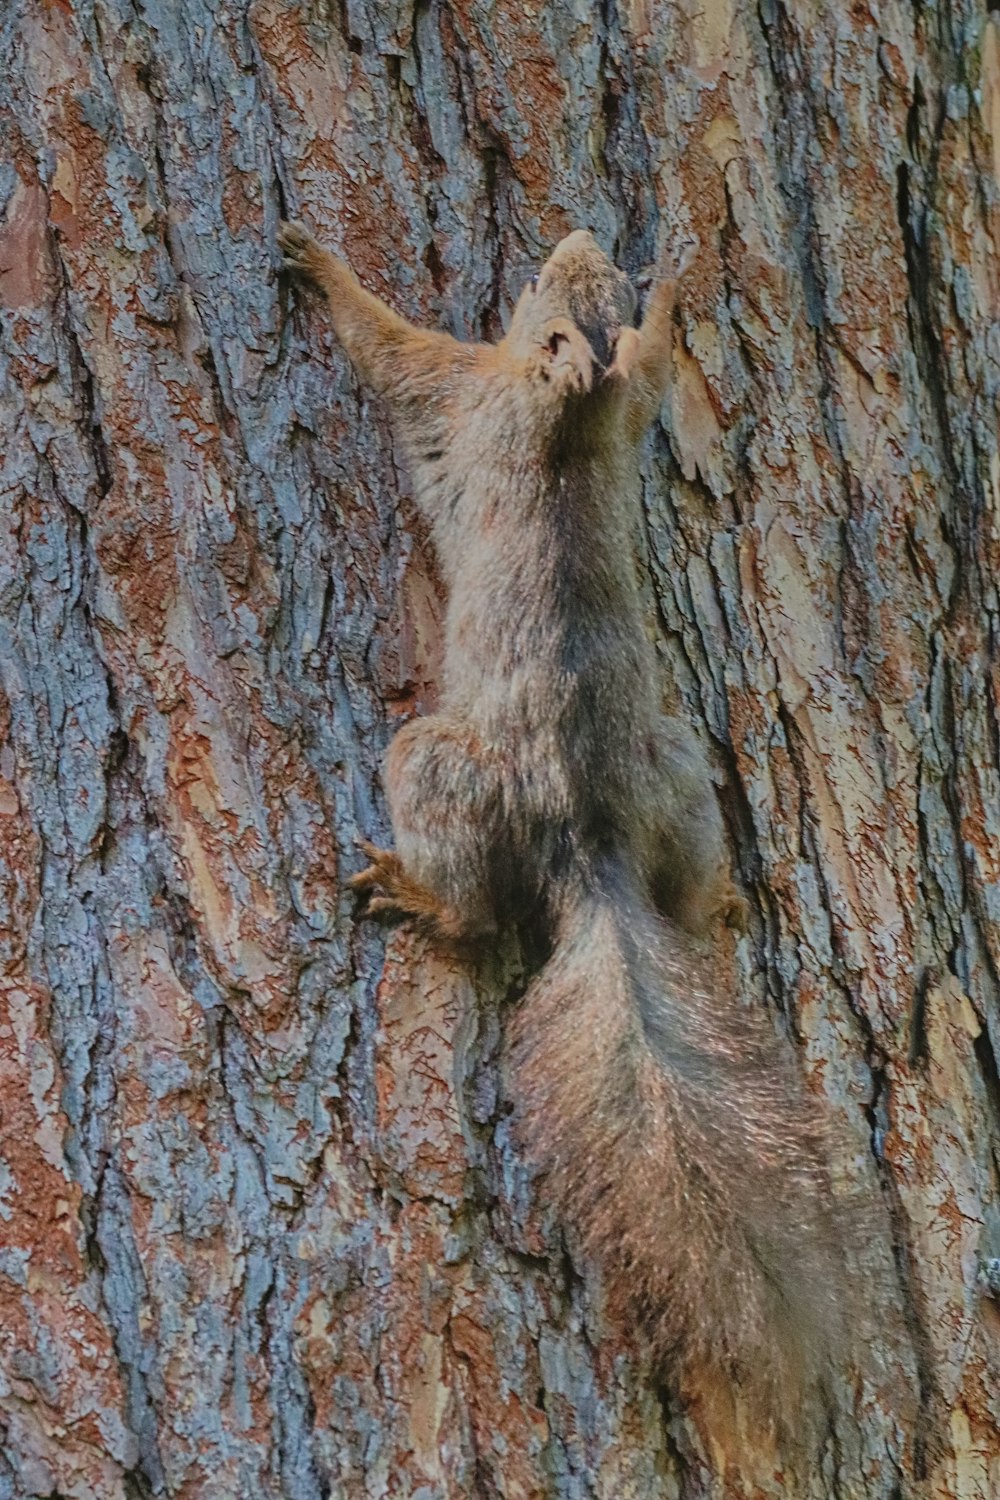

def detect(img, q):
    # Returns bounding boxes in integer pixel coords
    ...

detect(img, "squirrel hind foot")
[346,841,469,944]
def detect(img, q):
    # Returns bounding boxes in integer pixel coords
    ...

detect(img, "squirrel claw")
[365,895,405,919]
[346,865,378,895]
[278,219,323,280]
[346,840,398,899]
[347,839,461,935]
[353,836,387,865]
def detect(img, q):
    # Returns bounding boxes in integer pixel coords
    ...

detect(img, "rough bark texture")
[1,0,999,1495]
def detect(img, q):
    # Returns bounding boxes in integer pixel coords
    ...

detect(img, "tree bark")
[2,0,999,1494]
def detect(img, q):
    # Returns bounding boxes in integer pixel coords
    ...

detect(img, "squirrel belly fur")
[279,220,848,1424]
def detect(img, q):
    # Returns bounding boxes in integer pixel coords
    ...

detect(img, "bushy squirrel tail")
[507,855,848,1427]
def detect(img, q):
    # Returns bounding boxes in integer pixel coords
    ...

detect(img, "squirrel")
[278,219,849,1432]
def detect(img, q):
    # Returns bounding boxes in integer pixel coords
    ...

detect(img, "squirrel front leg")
[347,715,502,950]
[622,274,682,439]
[621,244,698,439]
[279,220,475,406]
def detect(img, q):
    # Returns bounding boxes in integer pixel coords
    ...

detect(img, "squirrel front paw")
[278,219,327,283]
[604,326,641,383]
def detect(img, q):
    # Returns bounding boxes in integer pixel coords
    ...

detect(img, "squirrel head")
[504,230,638,391]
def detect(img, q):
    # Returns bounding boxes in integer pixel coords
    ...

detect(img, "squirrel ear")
[533,318,595,394]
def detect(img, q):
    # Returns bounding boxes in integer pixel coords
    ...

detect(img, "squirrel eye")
[530,272,540,291]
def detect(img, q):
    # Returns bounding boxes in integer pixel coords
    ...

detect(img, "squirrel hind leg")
[382,715,504,942]
[641,713,741,938]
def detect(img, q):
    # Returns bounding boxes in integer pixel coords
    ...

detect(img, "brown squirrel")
[279,220,848,1430]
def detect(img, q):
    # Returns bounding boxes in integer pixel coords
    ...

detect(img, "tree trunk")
[2,0,999,1494]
